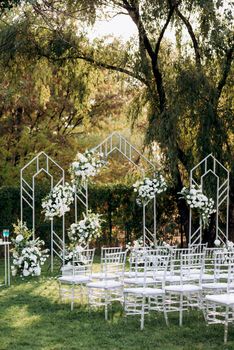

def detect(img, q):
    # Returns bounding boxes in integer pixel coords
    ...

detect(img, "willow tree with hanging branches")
[1,0,233,242]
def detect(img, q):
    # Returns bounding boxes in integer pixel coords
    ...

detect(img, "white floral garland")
[68,211,103,245]
[178,185,216,228]
[133,175,167,206]
[11,221,49,277]
[126,236,155,251]
[70,150,106,186]
[63,245,88,265]
[214,239,234,251]
[41,183,74,220]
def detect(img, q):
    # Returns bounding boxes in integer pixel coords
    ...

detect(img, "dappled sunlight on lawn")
[0,263,233,349]
[4,305,41,328]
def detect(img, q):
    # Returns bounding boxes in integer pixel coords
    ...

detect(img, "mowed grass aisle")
[0,260,233,350]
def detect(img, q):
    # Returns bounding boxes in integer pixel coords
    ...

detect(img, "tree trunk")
[173,164,190,245]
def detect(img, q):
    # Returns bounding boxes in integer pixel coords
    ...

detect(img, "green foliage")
[0,183,179,247]
[0,0,233,242]
[0,0,22,13]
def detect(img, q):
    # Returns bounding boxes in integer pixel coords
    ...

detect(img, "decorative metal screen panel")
[74,132,157,246]
[189,154,229,246]
[20,152,65,271]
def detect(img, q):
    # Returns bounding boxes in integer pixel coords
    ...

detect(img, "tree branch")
[176,8,201,68]
[122,0,155,60]
[155,1,179,59]
[41,50,148,86]
[216,44,234,101]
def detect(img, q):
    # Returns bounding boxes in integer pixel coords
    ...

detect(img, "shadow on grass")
[0,279,234,350]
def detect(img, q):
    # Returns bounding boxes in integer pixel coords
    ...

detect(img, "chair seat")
[91,272,117,280]
[201,273,215,281]
[58,275,91,284]
[124,271,153,278]
[124,287,165,296]
[124,271,170,278]
[124,277,156,285]
[189,269,201,274]
[163,275,190,283]
[216,273,228,279]
[202,282,227,290]
[61,265,73,276]
[165,284,202,293]
[87,280,122,289]
[205,293,234,306]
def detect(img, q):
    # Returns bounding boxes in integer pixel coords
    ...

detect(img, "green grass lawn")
[0,258,233,350]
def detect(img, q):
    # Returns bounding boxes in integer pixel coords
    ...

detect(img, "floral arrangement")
[41,183,74,220]
[178,185,216,228]
[214,239,234,251]
[63,245,89,265]
[68,211,103,246]
[70,150,106,186]
[214,239,221,247]
[126,236,144,251]
[126,236,154,251]
[11,220,49,277]
[133,174,167,206]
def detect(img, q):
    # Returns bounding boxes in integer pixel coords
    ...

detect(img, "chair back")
[170,248,193,274]
[213,250,233,282]
[128,248,147,274]
[189,243,208,254]
[226,252,234,293]
[203,247,224,276]
[72,248,95,276]
[180,252,205,284]
[103,250,126,277]
[100,246,122,271]
[147,249,169,288]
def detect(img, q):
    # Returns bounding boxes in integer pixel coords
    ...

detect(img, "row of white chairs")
[58,246,234,343]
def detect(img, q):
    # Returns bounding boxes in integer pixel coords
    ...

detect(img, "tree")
[0,13,144,186]
[1,0,233,242]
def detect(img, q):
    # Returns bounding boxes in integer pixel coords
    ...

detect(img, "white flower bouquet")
[133,174,167,206]
[41,183,74,220]
[126,236,144,251]
[63,245,88,265]
[126,236,155,251]
[214,239,234,251]
[70,150,106,186]
[11,221,49,277]
[178,185,216,228]
[68,211,103,245]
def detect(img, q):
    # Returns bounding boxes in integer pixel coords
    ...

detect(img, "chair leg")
[179,294,183,326]
[105,290,108,321]
[123,293,126,311]
[140,296,146,330]
[224,306,229,344]
[163,295,169,326]
[58,282,62,301]
[71,285,74,311]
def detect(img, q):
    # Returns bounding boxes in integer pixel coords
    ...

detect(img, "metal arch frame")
[189,154,229,246]
[20,151,65,271]
[75,132,157,246]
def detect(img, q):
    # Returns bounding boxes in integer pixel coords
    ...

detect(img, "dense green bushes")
[0,183,179,248]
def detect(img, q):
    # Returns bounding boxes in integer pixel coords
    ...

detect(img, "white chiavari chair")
[205,253,234,343]
[58,248,95,310]
[87,250,127,320]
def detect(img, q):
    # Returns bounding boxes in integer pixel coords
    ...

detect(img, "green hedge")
[0,184,179,248]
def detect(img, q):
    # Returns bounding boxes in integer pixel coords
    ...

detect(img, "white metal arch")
[75,132,157,246]
[189,154,229,246]
[20,151,65,270]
